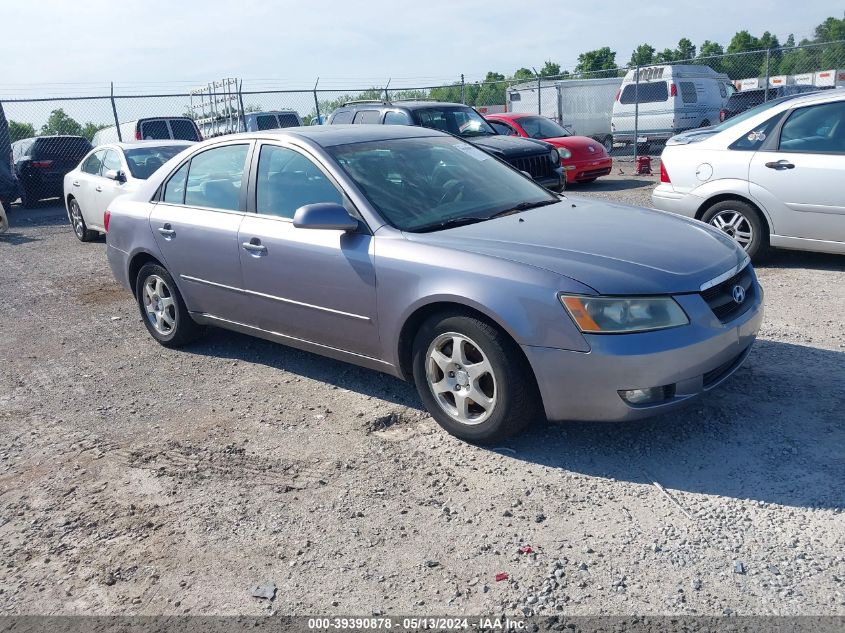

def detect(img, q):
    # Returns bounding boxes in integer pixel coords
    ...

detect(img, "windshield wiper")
[414,216,490,233]
[489,198,559,219]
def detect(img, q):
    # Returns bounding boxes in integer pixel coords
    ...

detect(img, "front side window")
[255,145,343,219]
[619,82,668,104]
[183,144,249,211]
[124,145,190,179]
[140,120,170,140]
[101,150,121,174]
[384,111,411,125]
[353,110,381,124]
[516,116,571,139]
[82,150,105,175]
[778,102,845,154]
[489,121,516,136]
[329,137,556,232]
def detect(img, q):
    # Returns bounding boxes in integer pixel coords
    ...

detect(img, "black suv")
[0,103,17,210]
[11,135,92,207]
[328,101,565,191]
[720,85,818,121]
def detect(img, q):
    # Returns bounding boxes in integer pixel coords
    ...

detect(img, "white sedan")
[653,89,845,259]
[63,141,193,241]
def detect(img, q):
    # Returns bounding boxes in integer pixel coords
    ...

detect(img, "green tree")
[474,71,507,106]
[81,122,109,142]
[655,48,676,63]
[815,17,845,69]
[629,44,656,67]
[675,38,696,62]
[539,61,561,77]
[512,67,535,81]
[574,47,618,77]
[8,120,35,143]
[40,109,83,136]
[697,39,725,72]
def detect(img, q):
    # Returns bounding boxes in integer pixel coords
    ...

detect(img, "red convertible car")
[486,113,613,184]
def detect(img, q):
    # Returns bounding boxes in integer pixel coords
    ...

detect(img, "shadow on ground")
[5,201,69,229]
[758,249,845,273]
[185,329,844,510]
[567,177,657,193]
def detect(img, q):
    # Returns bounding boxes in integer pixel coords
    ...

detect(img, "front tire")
[701,200,767,260]
[411,312,542,443]
[68,197,97,242]
[135,263,205,348]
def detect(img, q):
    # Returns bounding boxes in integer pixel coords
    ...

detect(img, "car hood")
[542,136,610,160]
[404,198,746,295]
[466,134,552,157]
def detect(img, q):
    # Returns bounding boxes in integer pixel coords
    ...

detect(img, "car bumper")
[107,243,133,292]
[523,285,764,422]
[651,185,700,219]
[536,172,565,192]
[564,157,613,183]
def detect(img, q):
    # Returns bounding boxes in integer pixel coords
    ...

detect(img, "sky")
[1,0,840,94]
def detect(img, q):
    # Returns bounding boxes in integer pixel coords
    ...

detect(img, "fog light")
[618,386,672,405]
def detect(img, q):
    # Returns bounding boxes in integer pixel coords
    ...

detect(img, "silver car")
[105,126,763,442]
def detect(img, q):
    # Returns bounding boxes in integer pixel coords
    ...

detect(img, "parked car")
[327,101,564,191]
[64,141,193,241]
[92,117,202,146]
[612,65,734,150]
[653,89,845,259]
[197,110,303,138]
[12,136,92,207]
[105,126,762,442]
[720,85,818,121]
[0,101,17,216]
[486,113,613,184]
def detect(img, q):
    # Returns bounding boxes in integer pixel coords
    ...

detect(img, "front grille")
[703,350,745,387]
[509,154,553,180]
[700,265,755,323]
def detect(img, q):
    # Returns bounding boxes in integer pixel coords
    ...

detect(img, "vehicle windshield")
[516,116,571,139]
[710,94,800,132]
[328,136,558,232]
[124,144,191,179]
[415,107,497,137]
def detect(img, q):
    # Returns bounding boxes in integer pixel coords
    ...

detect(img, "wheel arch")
[696,193,772,237]
[127,251,166,298]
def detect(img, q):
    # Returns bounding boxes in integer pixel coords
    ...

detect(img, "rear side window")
[169,119,200,141]
[620,82,668,104]
[331,110,353,124]
[163,162,189,204]
[277,113,300,128]
[384,111,411,125]
[680,82,697,104]
[140,120,170,140]
[82,151,105,175]
[184,144,249,211]
[353,110,381,124]
[256,115,279,131]
[32,137,92,160]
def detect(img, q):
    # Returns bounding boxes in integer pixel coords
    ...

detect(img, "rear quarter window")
[331,111,354,124]
[169,119,200,141]
[353,110,381,124]
[276,113,300,128]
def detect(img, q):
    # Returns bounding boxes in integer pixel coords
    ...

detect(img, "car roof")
[109,140,195,150]
[340,101,472,111]
[200,124,448,147]
[485,112,533,120]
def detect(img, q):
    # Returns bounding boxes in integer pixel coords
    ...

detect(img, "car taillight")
[659,161,671,184]
[103,209,111,233]
[670,83,677,97]
[615,89,621,101]
[719,109,727,122]
[31,160,53,168]
[135,130,142,140]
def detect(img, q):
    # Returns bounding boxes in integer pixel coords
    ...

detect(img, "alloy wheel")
[709,209,754,250]
[70,200,85,239]
[142,275,177,335]
[425,332,497,426]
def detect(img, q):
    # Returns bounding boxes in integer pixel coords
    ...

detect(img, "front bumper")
[523,284,764,422]
[536,171,565,192]
[564,157,613,183]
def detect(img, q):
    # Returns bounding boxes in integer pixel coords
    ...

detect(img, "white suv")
[653,89,845,259]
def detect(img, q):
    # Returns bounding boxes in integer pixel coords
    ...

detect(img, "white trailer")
[507,77,621,150]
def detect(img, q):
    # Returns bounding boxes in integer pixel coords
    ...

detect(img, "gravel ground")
[1,169,843,617]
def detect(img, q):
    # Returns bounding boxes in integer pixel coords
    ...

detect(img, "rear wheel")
[412,312,542,443]
[135,263,205,348]
[68,197,97,242]
[701,200,767,260]
[19,185,37,208]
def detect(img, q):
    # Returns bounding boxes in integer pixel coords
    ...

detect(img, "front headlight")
[549,148,560,163]
[557,147,572,160]
[559,294,689,334]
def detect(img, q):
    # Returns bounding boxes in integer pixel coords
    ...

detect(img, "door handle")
[765,160,795,170]
[95,185,103,192]
[72,181,80,187]
[157,224,175,238]
[242,239,267,255]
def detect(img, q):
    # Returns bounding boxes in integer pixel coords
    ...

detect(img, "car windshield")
[328,136,558,232]
[516,116,571,139]
[415,107,497,137]
[711,94,800,132]
[124,145,190,179]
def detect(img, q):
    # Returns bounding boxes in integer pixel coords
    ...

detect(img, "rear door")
[236,142,380,357]
[74,149,106,225]
[749,100,845,243]
[149,142,252,319]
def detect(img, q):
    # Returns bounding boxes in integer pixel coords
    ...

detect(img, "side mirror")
[104,169,126,183]
[293,203,359,232]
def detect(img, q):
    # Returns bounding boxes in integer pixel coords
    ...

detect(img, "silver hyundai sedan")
[105,125,763,442]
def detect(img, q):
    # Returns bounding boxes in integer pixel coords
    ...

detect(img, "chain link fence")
[1,40,843,204]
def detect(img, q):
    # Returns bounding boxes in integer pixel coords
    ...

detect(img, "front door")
[87,149,129,229]
[749,100,845,243]
[237,143,380,358]
[149,142,252,320]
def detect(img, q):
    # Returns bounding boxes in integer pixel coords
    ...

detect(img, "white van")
[611,65,733,149]
[92,117,202,146]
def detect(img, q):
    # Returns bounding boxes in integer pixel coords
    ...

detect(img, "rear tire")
[411,312,542,443]
[135,263,205,348]
[68,197,97,242]
[20,185,37,208]
[701,200,767,261]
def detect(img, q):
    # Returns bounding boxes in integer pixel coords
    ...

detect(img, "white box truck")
[507,77,621,151]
